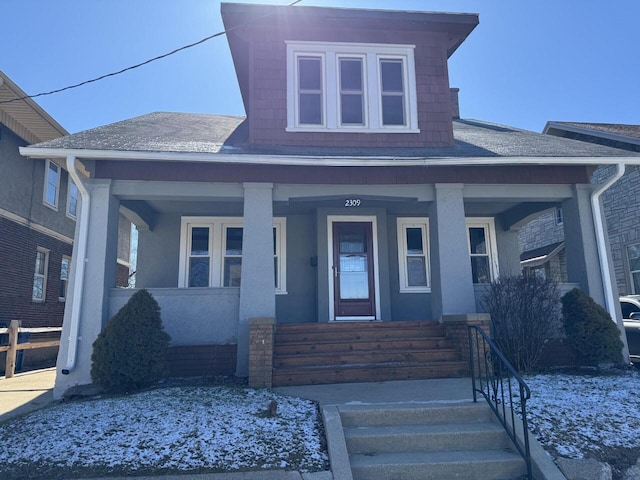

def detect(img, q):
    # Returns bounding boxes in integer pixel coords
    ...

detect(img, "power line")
[0,0,303,105]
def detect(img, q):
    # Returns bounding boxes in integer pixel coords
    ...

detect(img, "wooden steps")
[272,321,469,387]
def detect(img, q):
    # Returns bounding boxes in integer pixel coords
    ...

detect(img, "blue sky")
[2,0,638,134]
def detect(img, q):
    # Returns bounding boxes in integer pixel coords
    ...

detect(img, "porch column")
[237,183,275,377]
[429,184,476,319]
[563,185,609,306]
[54,179,120,398]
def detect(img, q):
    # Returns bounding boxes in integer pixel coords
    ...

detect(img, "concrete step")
[349,449,527,480]
[339,402,494,427]
[345,421,511,453]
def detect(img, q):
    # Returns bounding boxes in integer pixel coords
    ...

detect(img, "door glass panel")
[339,231,368,299]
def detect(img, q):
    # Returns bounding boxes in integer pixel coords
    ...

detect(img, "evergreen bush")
[482,275,561,373]
[561,288,623,365]
[91,289,171,393]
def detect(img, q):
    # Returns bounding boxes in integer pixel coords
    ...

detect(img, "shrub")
[482,275,561,373]
[561,288,623,365]
[91,289,171,393]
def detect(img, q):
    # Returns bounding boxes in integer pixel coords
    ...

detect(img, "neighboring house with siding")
[18,4,640,398]
[0,71,74,369]
[520,122,640,296]
[0,71,132,371]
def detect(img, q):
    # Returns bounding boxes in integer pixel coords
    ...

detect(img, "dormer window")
[287,42,419,133]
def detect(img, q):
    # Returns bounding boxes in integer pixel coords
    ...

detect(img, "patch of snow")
[0,386,328,474]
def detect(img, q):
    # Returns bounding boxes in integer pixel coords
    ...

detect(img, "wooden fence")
[0,320,61,379]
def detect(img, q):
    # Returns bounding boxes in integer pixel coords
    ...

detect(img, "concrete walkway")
[0,367,57,422]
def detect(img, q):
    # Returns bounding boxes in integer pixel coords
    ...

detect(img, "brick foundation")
[443,313,491,369]
[248,317,275,388]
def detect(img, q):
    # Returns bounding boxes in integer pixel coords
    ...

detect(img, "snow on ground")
[0,385,328,475]
[522,369,640,459]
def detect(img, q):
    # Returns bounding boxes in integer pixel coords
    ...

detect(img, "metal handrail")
[468,325,532,480]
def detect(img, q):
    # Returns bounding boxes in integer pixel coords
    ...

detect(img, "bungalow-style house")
[520,122,640,297]
[0,71,132,372]
[19,4,640,398]
[0,71,74,370]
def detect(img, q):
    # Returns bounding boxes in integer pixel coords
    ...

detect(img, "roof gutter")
[17,146,640,167]
[590,163,629,357]
[61,155,90,375]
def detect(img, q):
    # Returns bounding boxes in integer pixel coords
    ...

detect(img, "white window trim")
[66,179,79,220]
[465,217,500,284]
[178,217,287,294]
[555,207,564,226]
[397,218,430,293]
[43,159,60,211]
[32,247,49,302]
[626,242,640,294]
[59,255,71,302]
[286,41,419,133]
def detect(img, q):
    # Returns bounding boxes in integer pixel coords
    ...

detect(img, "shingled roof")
[23,112,640,160]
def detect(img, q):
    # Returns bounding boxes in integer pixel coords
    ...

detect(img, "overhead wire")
[0,0,303,105]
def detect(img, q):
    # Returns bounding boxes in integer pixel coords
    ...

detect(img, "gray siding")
[136,214,181,288]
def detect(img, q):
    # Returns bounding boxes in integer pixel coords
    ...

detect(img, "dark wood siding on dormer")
[244,25,455,148]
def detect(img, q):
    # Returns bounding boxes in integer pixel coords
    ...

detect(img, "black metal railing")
[468,325,532,480]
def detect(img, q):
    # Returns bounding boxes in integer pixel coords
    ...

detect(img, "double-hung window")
[32,248,49,302]
[44,160,60,210]
[59,256,71,301]
[466,218,499,284]
[287,42,418,132]
[67,180,79,219]
[397,218,430,292]
[179,217,286,293]
[627,243,640,294]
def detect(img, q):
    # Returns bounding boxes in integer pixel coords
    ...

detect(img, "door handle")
[332,265,339,278]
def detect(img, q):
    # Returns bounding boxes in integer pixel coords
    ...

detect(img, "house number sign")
[344,199,361,207]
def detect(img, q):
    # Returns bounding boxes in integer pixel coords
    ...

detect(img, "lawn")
[1,369,639,479]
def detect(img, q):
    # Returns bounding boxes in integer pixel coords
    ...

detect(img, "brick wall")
[0,217,72,329]
[518,210,564,253]
[248,317,275,388]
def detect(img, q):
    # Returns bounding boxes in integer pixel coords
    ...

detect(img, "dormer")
[222,3,478,148]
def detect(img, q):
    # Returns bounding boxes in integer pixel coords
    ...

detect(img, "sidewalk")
[0,367,57,422]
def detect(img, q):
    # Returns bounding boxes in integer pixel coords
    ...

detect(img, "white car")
[620,295,640,361]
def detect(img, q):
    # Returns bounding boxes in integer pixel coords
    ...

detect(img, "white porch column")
[237,183,275,376]
[54,179,120,398]
[429,184,476,319]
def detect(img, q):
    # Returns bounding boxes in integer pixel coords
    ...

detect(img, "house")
[0,71,132,372]
[520,123,640,296]
[18,4,640,398]
[0,71,73,370]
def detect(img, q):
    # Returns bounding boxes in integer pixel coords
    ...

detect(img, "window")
[287,42,418,133]
[32,248,49,302]
[67,179,79,219]
[555,207,563,226]
[59,256,70,301]
[627,243,640,294]
[466,218,499,284]
[397,218,430,292]
[43,160,60,209]
[179,217,286,293]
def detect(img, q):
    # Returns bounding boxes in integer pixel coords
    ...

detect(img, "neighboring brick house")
[0,71,73,369]
[18,4,640,398]
[0,71,132,371]
[520,123,640,295]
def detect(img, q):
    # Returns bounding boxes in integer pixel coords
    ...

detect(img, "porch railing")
[468,325,532,480]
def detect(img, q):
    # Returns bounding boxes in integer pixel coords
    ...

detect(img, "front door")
[332,222,376,319]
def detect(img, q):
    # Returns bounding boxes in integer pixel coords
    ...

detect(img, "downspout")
[590,163,625,320]
[61,155,90,374]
